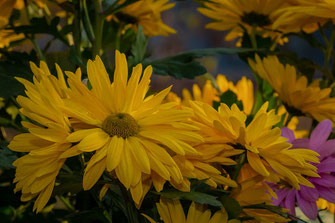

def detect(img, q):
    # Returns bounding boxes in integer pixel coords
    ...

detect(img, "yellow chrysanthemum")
[143,198,239,223]
[0,30,24,48]
[273,0,335,34]
[189,101,319,189]
[8,61,78,212]
[232,165,289,223]
[249,55,335,123]
[63,50,203,206]
[317,198,335,213]
[168,74,254,115]
[109,0,176,37]
[198,0,292,45]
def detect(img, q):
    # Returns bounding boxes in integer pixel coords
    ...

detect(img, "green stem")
[284,113,293,127]
[59,196,75,211]
[93,0,104,56]
[118,182,139,223]
[73,1,82,57]
[82,0,95,45]
[232,153,246,181]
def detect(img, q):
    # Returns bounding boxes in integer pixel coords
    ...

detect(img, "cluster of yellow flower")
[9,50,328,222]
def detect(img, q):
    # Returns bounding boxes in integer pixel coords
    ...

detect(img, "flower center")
[241,11,271,27]
[102,113,139,138]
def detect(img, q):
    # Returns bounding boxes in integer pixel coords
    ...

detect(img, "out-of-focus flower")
[8,61,78,212]
[232,165,290,222]
[143,198,238,223]
[273,0,335,34]
[190,101,319,189]
[249,55,335,124]
[198,0,292,45]
[63,50,203,206]
[272,120,335,220]
[167,74,254,115]
[108,0,176,37]
[0,30,24,48]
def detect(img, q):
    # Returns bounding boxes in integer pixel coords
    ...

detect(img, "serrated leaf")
[128,26,148,67]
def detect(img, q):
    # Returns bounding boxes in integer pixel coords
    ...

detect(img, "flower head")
[272,120,335,220]
[63,50,203,206]
[198,0,292,45]
[190,101,319,189]
[8,61,78,212]
[110,0,176,37]
[249,55,335,123]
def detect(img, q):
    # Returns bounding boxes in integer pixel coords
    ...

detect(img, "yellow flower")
[231,165,289,223]
[110,0,176,37]
[168,74,254,115]
[273,0,335,34]
[0,30,24,48]
[317,198,335,213]
[249,55,335,123]
[143,198,239,223]
[8,61,78,212]
[198,0,292,45]
[189,101,319,189]
[63,50,203,206]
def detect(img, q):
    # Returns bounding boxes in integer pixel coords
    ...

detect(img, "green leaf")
[128,26,148,68]
[53,173,83,195]
[220,196,242,219]
[0,142,17,169]
[213,90,243,111]
[0,50,36,97]
[143,48,253,79]
[11,17,68,45]
[157,190,222,207]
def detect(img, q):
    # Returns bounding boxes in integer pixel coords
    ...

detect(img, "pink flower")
[272,120,335,220]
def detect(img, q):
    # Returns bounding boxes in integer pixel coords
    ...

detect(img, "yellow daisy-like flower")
[143,198,239,223]
[8,61,78,212]
[63,50,203,206]
[198,0,292,45]
[249,55,335,123]
[232,165,289,223]
[168,74,254,115]
[0,30,24,48]
[111,0,176,37]
[273,0,335,34]
[189,101,319,189]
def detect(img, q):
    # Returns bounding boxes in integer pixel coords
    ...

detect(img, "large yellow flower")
[198,0,292,45]
[111,0,176,37]
[249,55,335,123]
[189,101,319,189]
[63,50,203,206]
[167,74,254,115]
[8,61,78,212]
[143,198,239,223]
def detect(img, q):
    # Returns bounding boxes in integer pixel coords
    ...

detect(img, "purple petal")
[291,138,309,150]
[299,185,319,202]
[272,188,289,206]
[284,189,296,216]
[309,120,332,149]
[317,139,335,159]
[281,127,295,143]
[317,156,335,173]
[313,173,335,188]
[318,185,335,203]
[296,192,318,220]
